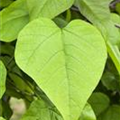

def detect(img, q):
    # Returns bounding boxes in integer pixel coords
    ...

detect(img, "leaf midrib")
[61,29,71,119]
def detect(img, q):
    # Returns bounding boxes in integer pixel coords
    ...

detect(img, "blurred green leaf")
[9,73,33,93]
[116,3,120,15]
[79,103,96,120]
[98,105,120,120]
[88,92,110,117]
[21,99,62,120]
[27,0,74,20]
[53,17,68,28]
[0,0,29,42]
[0,117,6,120]
[2,97,13,119]
[101,72,120,91]
[0,43,14,56]
[111,13,120,25]
[0,0,13,8]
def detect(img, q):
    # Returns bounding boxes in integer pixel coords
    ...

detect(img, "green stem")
[107,42,120,74]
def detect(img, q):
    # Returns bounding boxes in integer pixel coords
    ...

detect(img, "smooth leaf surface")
[15,18,107,120]
[27,0,74,20]
[88,92,110,117]
[0,0,29,42]
[0,61,7,99]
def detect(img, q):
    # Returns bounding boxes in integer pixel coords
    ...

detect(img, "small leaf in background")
[101,72,120,91]
[21,99,62,120]
[0,61,7,99]
[27,0,74,20]
[116,3,120,15]
[9,73,33,93]
[88,92,110,117]
[0,43,14,56]
[111,13,120,31]
[15,18,107,120]
[79,103,96,120]
[0,0,29,42]
[2,98,13,120]
[98,105,120,120]
[111,13,120,25]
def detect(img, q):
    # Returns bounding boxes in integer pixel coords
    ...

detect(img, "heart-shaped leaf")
[15,18,107,120]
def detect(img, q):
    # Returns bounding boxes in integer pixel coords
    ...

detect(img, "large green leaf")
[0,0,29,42]
[0,61,7,99]
[27,0,74,20]
[15,18,107,120]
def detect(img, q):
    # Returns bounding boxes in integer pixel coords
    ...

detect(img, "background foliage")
[0,0,120,120]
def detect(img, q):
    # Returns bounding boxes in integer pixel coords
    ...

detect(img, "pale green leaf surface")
[15,18,107,120]
[79,103,96,120]
[88,92,110,117]
[0,0,29,42]
[27,0,74,20]
[0,61,7,99]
